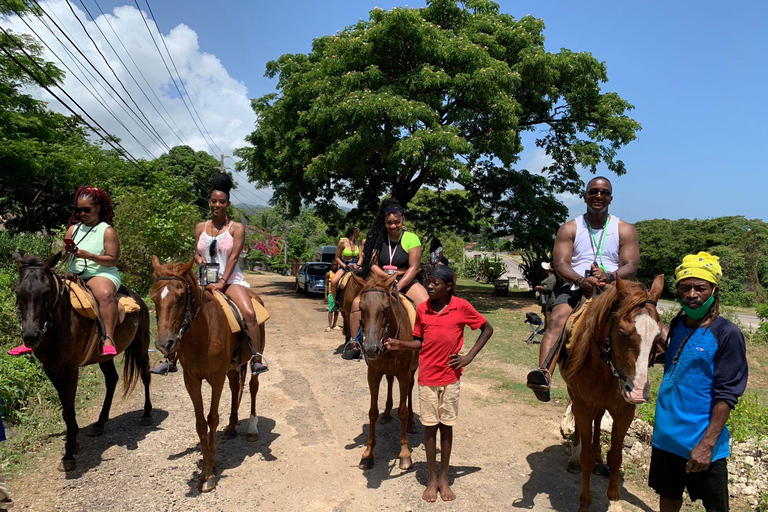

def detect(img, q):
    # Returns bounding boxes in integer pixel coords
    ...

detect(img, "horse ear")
[46,251,62,269]
[650,274,664,302]
[151,255,162,276]
[615,274,625,295]
[385,273,398,290]
[181,259,195,275]
[13,251,24,268]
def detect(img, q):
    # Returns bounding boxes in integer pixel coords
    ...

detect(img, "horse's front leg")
[379,374,394,423]
[201,375,225,492]
[396,371,413,470]
[183,374,213,492]
[247,372,261,442]
[223,367,245,440]
[606,407,634,511]
[88,359,119,436]
[46,367,80,472]
[572,401,597,512]
[359,369,381,470]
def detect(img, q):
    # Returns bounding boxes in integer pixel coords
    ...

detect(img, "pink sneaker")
[7,345,33,356]
[102,345,117,356]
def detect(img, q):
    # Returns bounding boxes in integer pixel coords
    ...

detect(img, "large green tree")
[236,0,639,223]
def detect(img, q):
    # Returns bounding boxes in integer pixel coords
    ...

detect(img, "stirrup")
[101,335,117,356]
[526,368,551,402]
[249,353,269,375]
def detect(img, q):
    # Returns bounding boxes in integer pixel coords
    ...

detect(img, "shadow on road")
[172,415,280,496]
[512,443,654,512]
[60,408,170,479]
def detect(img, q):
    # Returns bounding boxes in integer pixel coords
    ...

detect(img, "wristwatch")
[608,273,616,282]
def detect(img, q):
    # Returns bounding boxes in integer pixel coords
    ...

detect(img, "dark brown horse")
[339,270,364,343]
[13,252,153,471]
[561,275,664,512]
[353,273,418,470]
[150,257,265,492]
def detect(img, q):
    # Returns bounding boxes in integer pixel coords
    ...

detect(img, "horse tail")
[122,295,150,397]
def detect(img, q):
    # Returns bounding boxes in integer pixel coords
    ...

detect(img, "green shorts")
[328,294,339,312]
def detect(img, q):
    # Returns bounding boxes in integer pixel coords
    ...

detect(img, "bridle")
[358,287,403,359]
[16,265,65,337]
[600,298,658,378]
[154,275,204,339]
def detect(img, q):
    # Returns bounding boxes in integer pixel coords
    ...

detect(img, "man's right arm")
[553,221,580,284]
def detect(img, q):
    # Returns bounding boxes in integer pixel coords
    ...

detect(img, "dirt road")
[10,274,658,512]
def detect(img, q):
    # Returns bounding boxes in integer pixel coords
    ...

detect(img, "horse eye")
[618,328,628,336]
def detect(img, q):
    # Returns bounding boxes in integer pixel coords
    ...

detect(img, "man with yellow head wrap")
[648,252,748,512]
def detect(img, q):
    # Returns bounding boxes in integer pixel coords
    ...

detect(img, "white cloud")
[1,1,256,163]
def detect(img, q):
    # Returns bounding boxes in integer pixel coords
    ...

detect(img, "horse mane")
[361,273,396,294]
[563,279,650,380]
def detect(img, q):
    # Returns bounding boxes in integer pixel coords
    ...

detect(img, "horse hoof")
[567,461,581,474]
[223,428,237,440]
[593,464,610,478]
[85,425,104,437]
[399,457,413,470]
[139,415,153,426]
[359,457,374,470]
[58,459,76,472]
[199,478,217,493]
[246,433,259,442]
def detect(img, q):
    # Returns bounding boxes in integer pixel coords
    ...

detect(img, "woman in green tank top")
[64,186,121,356]
[330,225,362,302]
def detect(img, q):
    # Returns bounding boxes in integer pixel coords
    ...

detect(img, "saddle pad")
[339,271,353,289]
[399,294,417,330]
[564,297,593,357]
[69,282,139,323]
[212,291,270,334]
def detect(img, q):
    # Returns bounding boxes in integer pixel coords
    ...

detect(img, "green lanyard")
[586,215,610,271]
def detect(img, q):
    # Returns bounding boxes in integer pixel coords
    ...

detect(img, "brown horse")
[353,273,418,470]
[561,275,664,511]
[13,252,153,471]
[150,257,265,492]
[339,270,364,343]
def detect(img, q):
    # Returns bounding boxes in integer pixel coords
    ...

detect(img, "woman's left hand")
[205,282,226,292]
[75,249,94,260]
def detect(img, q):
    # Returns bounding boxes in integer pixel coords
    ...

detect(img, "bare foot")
[439,478,456,501]
[423,478,438,502]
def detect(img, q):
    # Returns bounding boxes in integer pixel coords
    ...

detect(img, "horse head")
[150,256,197,355]
[608,274,665,404]
[358,273,399,361]
[13,251,62,348]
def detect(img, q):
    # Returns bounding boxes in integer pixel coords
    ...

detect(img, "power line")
[142,0,225,157]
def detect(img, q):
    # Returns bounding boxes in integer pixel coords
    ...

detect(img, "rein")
[17,265,65,336]
[154,275,204,338]
[600,298,658,378]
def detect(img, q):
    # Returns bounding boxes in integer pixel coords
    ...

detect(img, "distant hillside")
[233,203,268,217]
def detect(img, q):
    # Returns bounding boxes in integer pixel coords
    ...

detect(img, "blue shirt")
[652,316,748,461]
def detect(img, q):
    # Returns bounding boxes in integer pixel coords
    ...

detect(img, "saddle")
[211,290,270,334]
[399,293,417,330]
[69,280,140,324]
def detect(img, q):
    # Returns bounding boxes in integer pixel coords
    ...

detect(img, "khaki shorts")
[419,381,460,427]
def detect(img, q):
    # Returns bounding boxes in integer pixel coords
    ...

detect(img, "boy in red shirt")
[385,266,493,502]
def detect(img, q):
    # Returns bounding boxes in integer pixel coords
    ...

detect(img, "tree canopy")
[236,0,640,229]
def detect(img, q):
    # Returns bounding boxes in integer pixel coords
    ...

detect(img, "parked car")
[316,245,337,263]
[295,262,332,295]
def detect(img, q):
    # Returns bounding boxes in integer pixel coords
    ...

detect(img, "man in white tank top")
[527,177,640,402]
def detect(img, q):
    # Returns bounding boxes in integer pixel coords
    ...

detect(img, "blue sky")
[6,1,766,222]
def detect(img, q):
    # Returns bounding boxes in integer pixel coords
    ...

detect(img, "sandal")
[324,326,332,332]
[341,341,362,361]
[150,360,177,375]
[102,337,117,357]
[250,353,269,375]
[526,368,551,402]
[7,344,32,356]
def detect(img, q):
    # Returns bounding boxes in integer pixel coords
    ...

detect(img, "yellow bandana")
[675,252,722,285]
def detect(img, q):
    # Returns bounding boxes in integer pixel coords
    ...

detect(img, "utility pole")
[220,154,225,173]
[284,202,289,266]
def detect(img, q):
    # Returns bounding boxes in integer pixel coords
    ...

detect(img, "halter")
[358,287,404,362]
[600,298,658,378]
[16,265,65,337]
[154,275,203,339]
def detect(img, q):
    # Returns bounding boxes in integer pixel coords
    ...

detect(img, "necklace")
[586,214,610,271]
[387,231,403,265]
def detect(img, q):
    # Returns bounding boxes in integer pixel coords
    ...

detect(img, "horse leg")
[183,374,214,492]
[137,308,153,426]
[247,373,260,442]
[396,371,413,470]
[359,369,381,470]
[606,410,634,511]
[568,423,582,474]
[407,368,418,434]
[379,374,394,424]
[46,367,80,472]
[88,359,119,436]
[572,402,597,512]
[223,367,244,439]
[200,375,225,492]
[592,411,609,477]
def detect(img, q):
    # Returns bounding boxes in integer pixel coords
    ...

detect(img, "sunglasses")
[75,206,93,214]
[586,188,612,197]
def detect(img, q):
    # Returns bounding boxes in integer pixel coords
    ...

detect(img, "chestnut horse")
[150,257,266,492]
[561,275,664,511]
[353,273,418,470]
[339,270,363,343]
[13,252,153,471]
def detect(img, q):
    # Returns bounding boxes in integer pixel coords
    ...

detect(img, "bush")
[728,393,768,443]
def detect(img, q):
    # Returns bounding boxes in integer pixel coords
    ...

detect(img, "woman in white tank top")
[193,174,267,374]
